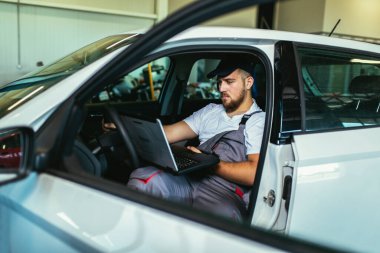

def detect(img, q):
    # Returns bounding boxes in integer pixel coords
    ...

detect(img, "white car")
[0,0,379,252]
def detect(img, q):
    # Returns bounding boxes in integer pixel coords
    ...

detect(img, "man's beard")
[221,89,246,113]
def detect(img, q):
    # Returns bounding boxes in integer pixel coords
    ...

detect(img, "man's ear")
[245,76,254,90]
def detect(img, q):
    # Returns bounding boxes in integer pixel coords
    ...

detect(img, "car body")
[0,0,380,252]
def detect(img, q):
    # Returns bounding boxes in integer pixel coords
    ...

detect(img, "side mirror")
[0,127,34,185]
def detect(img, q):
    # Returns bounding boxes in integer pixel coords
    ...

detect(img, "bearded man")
[127,56,265,221]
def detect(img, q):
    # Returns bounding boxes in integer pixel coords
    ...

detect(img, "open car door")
[289,128,380,253]
[287,43,380,253]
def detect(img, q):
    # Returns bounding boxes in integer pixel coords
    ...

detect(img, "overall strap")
[239,110,263,125]
[197,110,263,155]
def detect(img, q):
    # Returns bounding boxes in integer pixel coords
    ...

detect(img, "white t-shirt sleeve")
[245,112,265,154]
[184,103,265,154]
[183,103,217,135]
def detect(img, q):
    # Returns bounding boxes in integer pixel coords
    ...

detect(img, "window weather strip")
[292,43,306,132]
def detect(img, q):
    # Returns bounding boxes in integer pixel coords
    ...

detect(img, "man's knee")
[127,167,193,203]
[127,167,166,196]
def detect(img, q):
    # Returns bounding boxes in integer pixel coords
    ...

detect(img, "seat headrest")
[349,75,380,94]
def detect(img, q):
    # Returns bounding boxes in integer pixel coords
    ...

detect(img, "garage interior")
[0,0,379,84]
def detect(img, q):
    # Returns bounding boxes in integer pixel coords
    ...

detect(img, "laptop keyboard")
[174,155,199,170]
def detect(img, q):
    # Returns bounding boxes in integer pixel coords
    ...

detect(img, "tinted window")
[297,47,380,131]
[277,42,302,135]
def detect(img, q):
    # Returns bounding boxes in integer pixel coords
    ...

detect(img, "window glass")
[93,57,170,102]
[297,47,380,131]
[0,34,141,119]
[185,59,220,100]
[277,42,302,134]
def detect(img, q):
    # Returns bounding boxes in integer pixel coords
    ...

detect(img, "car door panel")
[288,127,380,252]
[252,143,294,231]
[0,172,285,253]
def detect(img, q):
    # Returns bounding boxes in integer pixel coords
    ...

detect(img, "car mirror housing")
[0,127,34,185]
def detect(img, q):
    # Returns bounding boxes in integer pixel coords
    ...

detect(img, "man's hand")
[104,122,116,129]
[186,146,202,153]
[186,146,259,186]
[102,119,116,131]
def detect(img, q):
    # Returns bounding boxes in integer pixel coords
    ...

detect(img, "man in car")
[127,56,265,221]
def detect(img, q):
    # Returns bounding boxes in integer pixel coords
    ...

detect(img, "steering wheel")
[105,106,140,170]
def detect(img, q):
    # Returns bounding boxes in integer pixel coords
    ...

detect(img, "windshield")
[0,34,140,118]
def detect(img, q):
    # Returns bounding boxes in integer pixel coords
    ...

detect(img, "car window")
[93,57,170,103]
[0,34,140,119]
[297,47,380,131]
[185,59,220,100]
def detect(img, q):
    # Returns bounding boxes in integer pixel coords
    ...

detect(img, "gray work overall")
[127,111,262,221]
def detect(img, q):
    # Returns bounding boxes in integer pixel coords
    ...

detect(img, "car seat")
[64,140,107,176]
[348,75,380,122]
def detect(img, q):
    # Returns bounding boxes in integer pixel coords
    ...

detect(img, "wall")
[274,0,380,42]
[1,0,157,15]
[2,0,379,84]
[0,3,19,84]
[203,7,258,28]
[168,0,189,13]
[168,0,258,28]
[274,0,326,33]
[323,0,380,40]
[0,0,161,84]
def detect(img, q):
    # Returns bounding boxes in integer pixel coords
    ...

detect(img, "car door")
[281,44,380,252]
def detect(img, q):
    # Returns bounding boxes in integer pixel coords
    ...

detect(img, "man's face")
[217,69,251,113]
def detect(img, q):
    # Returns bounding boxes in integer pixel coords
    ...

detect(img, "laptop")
[122,115,219,174]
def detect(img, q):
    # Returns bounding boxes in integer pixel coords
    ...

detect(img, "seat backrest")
[348,75,380,114]
[349,75,380,96]
[65,140,106,176]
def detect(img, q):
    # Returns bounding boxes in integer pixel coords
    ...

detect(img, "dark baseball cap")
[207,57,255,79]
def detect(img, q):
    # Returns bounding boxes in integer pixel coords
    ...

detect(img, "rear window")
[297,47,380,131]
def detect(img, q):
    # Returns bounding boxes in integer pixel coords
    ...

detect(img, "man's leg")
[127,166,194,204]
[192,176,247,222]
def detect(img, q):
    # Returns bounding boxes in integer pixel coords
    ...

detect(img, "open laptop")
[122,115,219,174]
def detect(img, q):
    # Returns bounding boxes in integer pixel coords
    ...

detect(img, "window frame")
[278,42,380,141]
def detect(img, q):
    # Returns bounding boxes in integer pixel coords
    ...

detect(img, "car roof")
[169,26,380,53]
